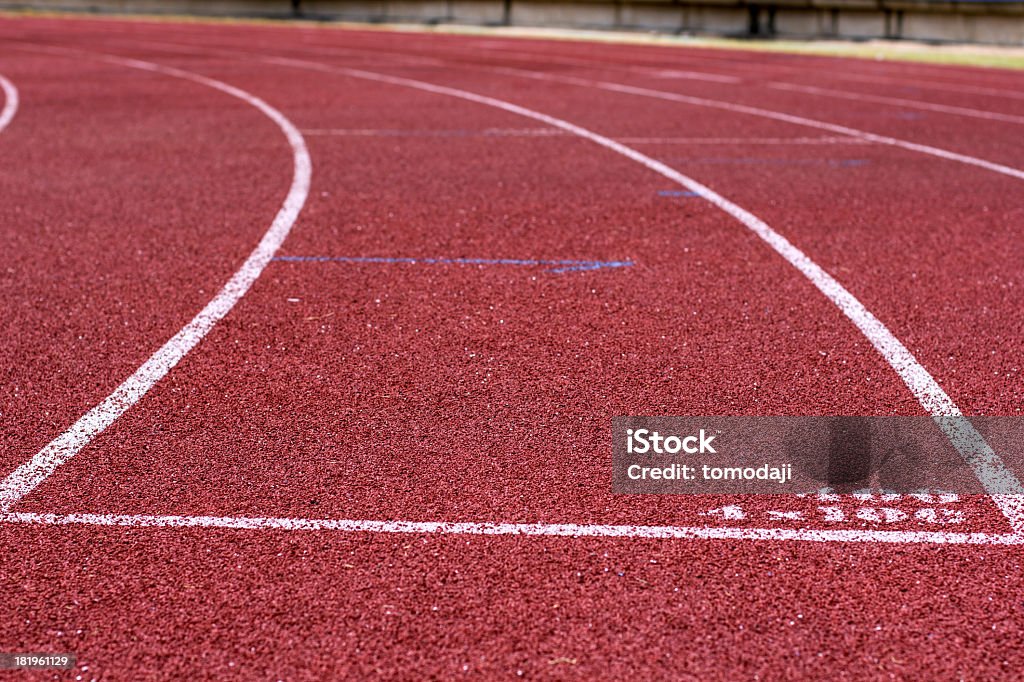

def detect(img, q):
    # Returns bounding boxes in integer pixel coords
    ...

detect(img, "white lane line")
[0,50,312,512]
[0,74,18,133]
[633,68,740,84]
[496,68,1024,182]
[259,55,1024,534]
[767,81,1024,126]
[3,512,1021,545]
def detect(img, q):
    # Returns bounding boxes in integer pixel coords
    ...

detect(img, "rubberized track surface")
[2,15,1024,679]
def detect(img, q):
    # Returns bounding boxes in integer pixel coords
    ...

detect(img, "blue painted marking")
[671,157,870,168]
[273,255,633,273]
[657,189,700,197]
[369,130,476,137]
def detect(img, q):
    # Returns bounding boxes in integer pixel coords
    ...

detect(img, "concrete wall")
[2,0,1023,44]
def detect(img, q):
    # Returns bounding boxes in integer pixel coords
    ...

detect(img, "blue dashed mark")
[677,157,870,167]
[273,255,633,273]
[657,189,700,197]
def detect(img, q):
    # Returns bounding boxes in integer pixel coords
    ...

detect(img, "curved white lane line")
[260,55,1024,534]
[3,512,1022,546]
[768,81,1024,126]
[0,52,312,511]
[0,74,19,133]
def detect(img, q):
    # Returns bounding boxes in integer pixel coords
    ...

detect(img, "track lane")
[4,14,1019,532]
[8,37,1015,536]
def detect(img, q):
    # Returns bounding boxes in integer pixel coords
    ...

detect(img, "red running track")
[1,14,1024,680]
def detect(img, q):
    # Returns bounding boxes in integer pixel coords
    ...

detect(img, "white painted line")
[0,49,312,512]
[2,512,1020,545]
[259,55,1024,534]
[0,74,18,133]
[767,81,1024,126]
[497,68,1024,182]
[638,68,740,84]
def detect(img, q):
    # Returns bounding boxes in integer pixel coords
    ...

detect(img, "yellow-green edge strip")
[3,6,1024,70]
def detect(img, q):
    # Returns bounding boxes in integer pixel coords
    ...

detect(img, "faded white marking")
[700,505,746,520]
[2,512,1020,546]
[768,510,805,521]
[0,50,312,511]
[642,68,740,83]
